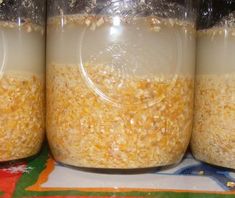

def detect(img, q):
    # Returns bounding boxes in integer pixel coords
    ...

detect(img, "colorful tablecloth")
[0,145,235,198]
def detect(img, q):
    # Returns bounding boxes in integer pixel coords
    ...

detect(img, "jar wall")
[0,0,46,162]
[47,0,196,169]
[191,0,235,169]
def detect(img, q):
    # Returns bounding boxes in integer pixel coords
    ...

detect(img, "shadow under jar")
[191,0,235,169]
[0,0,46,162]
[47,0,196,169]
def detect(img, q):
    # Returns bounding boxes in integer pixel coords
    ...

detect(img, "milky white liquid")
[47,16,195,76]
[197,28,235,74]
[0,23,45,76]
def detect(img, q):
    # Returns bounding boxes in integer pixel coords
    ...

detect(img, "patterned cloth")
[0,145,234,198]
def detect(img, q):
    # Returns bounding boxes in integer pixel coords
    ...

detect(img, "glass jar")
[0,0,46,162]
[47,0,196,169]
[191,0,235,169]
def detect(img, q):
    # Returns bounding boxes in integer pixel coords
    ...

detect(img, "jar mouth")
[197,0,235,30]
[47,0,196,23]
[0,0,45,25]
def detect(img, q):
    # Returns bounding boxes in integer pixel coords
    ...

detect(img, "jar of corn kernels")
[191,0,235,169]
[47,0,196,169]
[0,0,46,162]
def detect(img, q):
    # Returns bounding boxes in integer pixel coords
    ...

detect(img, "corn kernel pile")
[191,74,235,169]
[47,64,194,168]
[0,72,45,161]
